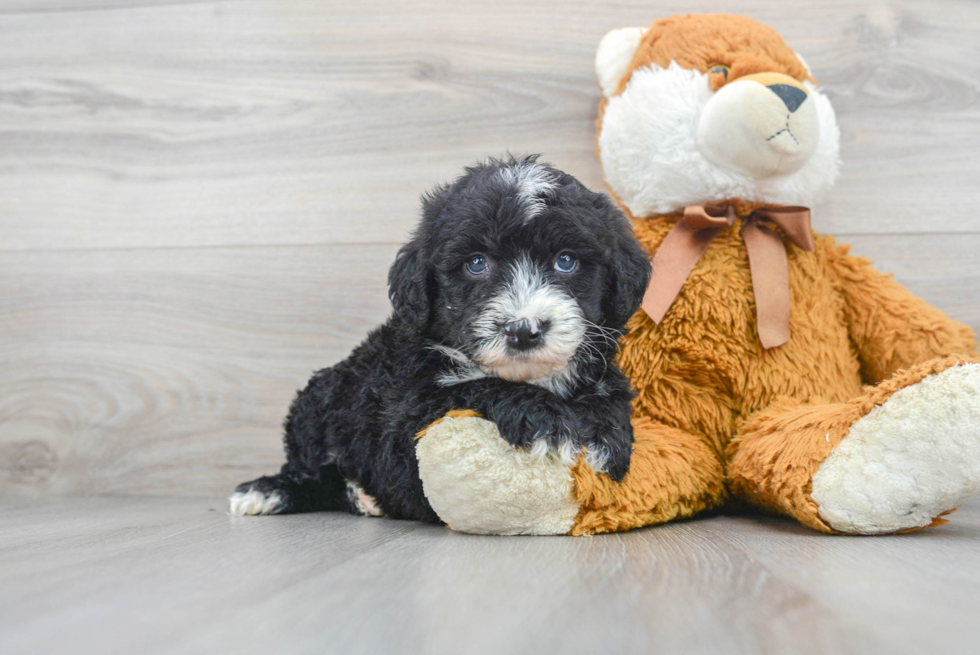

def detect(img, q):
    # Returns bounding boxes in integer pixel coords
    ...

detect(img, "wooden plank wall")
[1,0,978,497]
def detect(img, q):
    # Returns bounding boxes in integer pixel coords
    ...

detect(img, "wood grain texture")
[2,496,980,655]
[0,244,398,495]
[1,0,980,497]
[0,0,978,252]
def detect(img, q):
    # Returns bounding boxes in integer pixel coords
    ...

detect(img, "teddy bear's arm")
[828,241,978,384]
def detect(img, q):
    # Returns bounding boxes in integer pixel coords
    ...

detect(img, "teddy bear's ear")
[795,51,814,79]
[595,27,647,98]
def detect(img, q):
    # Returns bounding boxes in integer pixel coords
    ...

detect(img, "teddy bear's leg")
[568,417,725,535]
[728,356,980,534]
[415,411,725,535]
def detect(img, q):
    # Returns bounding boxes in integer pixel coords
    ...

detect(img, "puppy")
[230,156,651,521]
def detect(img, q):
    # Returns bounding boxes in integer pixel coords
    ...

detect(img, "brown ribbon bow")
[641,204,816,350]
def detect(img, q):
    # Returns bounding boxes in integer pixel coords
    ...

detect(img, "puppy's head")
[388,156,650,386]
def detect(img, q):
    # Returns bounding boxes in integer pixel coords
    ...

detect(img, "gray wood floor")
[2,496,980,655]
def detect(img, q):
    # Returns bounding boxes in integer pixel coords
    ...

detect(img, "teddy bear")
[413,13,980,536]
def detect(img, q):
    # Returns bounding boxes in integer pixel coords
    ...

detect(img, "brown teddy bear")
[414,13,980,535]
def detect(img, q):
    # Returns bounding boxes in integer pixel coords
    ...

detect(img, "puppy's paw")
[528,438,580,467]
[580,419,634,482]
[229,475,288,516]
[492,401,575,452]
[229,488,283,516]
[588,443,632,482]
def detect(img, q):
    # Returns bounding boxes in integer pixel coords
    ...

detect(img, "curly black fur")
[233,156,651,521]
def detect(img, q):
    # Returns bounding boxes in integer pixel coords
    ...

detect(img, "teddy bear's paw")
[811,363,980,534]
[416,413,580,535]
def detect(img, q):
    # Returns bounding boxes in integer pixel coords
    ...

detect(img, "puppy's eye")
[708,64,730,80]
[465,256,489,275]
[554,253,577,273]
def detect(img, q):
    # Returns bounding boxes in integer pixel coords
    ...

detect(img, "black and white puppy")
[230,156,651,522]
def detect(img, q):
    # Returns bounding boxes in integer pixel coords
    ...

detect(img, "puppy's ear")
[388,237,430,329]
[389,184,450,329]
[598,195,651,330]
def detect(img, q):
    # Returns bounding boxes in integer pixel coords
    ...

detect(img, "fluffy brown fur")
[612,13,813,97]
[569,417,725,535]
[569,205,977,534]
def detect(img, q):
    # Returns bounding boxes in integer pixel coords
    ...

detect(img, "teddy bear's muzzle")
[696,71,819,179]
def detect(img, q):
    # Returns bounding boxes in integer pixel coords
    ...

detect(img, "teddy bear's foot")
[416,411,726,535]
[729,356,980,534]
[811,363,980,534]
[415,410,581,535]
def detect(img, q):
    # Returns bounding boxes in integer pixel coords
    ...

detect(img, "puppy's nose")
[502,318,546,351]
[767,83,807,113]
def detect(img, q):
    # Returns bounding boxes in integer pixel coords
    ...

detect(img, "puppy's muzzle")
[502,318,548,352]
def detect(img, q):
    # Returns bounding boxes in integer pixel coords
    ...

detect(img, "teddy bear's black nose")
[503,318,546,351]
[767,83,807,113]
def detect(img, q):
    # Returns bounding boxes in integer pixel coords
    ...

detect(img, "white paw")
[228,489,283,516]
[526,439,611,475]
[416,415,580,535]
[812,363,980,534]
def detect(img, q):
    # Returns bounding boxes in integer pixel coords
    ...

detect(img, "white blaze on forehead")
[497,162,556,221]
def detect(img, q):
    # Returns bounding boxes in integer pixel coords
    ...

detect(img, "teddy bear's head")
[596,14,841,217]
